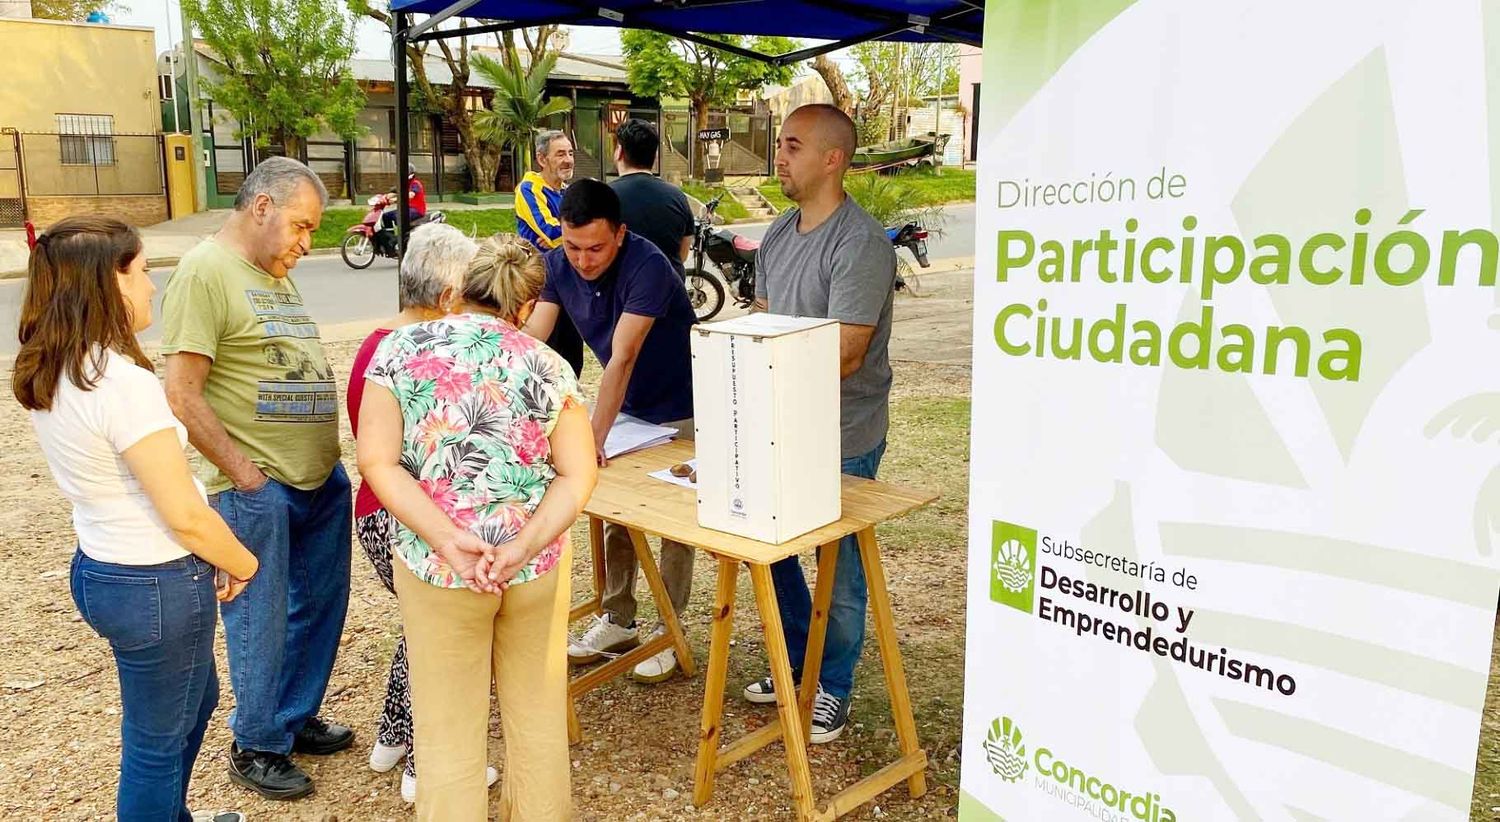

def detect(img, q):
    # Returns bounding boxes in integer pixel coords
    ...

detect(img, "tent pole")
[396,11,411,266]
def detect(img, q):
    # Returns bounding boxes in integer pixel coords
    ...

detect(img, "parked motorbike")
[686,194,931,322]
[340,193,447,269]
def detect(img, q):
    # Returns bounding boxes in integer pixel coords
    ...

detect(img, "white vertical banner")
[960,2,1500,820]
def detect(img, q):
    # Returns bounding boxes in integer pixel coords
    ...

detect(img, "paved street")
[0,203,975,356]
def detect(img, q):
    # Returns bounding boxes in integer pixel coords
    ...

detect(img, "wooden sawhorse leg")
[567,525,698,744]
[796,543,840,743]
[749,562,820,820]
[693,556,740,805]
[567,517,608,625]
[627,528,697,678]
[855,527,926,799]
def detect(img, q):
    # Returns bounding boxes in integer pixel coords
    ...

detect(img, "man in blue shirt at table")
[522,179,699,684]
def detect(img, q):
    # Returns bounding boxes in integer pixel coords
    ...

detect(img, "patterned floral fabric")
[366,312,584,589]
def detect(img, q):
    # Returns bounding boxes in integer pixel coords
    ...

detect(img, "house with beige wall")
[0,13,169,227]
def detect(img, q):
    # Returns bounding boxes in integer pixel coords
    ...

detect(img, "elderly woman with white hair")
[358,232,596,820]
[347,222,493,801]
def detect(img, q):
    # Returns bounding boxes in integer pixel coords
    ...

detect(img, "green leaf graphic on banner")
[1230,47,1429,463]
[1154,292,1309,488]
[981,0,1136,135]
[1214,699,1472,811]
[1078,483,1259,819]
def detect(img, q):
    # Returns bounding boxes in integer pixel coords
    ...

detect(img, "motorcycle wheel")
[685,269,727,322]
[341,233,375,269]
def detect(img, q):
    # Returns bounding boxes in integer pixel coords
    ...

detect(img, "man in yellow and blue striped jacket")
[516,129,584,375]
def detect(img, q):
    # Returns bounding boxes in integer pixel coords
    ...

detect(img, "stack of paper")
[603,413,677,459]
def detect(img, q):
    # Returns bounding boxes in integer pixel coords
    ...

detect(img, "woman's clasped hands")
[431,531,534,595]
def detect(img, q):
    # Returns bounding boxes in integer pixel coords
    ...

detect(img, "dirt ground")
[0,312,977,821]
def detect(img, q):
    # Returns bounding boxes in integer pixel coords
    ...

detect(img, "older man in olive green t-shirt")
[161,157,352,801]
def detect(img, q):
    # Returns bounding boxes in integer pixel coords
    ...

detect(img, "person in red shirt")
[381,164,427,232]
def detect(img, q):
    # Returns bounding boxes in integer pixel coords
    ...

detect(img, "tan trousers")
[602,418,695,626]
[394,546,573,821]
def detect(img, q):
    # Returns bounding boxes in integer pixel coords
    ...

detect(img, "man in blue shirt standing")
[523,179,697,684]
[515,129,584,377]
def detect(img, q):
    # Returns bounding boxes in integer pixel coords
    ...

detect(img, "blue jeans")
[769,440,887,700]
[70,550,220,822]
[211,464,352,754]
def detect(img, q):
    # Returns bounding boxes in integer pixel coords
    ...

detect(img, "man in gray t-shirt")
[755,193,895,457]
[741,104,897,744]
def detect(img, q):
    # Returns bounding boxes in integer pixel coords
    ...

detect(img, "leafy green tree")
[621,31,797,133]
[183,0,365,155]
[850,41,957,143]
[358,2,563,192]
[470,50,573,169]
[30,0,128,21]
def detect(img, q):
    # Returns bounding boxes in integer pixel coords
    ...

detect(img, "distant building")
[0,13,169,228]
[161,41,661,206]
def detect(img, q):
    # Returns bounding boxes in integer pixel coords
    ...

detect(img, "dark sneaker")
[742,675,777,704]
[810,686,850,744]
[743,674,808,705]
[228,744,314,800]
[293,716,355,756]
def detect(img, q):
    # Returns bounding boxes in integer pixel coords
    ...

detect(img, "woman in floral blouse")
[356,234,597,821]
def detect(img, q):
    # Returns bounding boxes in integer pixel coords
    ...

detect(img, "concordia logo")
[983,713,1178,821]
[990,520,1038,613]
[983,716,1028,782]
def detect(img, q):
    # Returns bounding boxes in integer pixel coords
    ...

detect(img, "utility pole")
[163,0,179,133]
[180,0,208,211]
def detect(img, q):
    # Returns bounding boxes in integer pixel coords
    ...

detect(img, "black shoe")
[810,686,850,744]
[292,716,355,756]
[227,744,314,801]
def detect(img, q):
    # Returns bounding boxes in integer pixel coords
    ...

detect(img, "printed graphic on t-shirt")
[244,289,321,340]
[244,289,335,423]
[256,380,338,422]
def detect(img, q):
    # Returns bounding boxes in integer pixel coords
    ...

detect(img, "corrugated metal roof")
[348,50,628,87]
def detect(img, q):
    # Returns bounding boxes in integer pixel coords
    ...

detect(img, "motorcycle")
[685,194,931,321]
[340,193,447,269]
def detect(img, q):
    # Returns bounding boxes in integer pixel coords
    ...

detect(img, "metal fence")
[0,130,21,227]
[0,130,167,228]
[16,131,165,197]
[197,103,778,208]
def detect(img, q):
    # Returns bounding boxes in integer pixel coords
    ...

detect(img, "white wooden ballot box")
[690,313,841,544]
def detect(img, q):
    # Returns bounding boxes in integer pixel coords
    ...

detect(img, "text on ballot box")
[690,313,841,544]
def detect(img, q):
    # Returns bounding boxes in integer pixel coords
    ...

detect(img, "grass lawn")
[681,183,751,221]
[759,165,976,214]
[311,207,518,250]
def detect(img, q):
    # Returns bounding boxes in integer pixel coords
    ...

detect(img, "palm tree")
[471,50,573,173]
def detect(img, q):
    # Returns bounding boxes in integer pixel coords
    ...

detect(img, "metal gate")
[0,129,24,228]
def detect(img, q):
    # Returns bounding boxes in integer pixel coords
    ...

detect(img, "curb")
[0,246,344,281]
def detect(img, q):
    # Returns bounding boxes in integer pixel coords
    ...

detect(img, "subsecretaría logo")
[984,716,1028,782]
[991,521,1038,613]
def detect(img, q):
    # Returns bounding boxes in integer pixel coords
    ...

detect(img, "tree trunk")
[693,97,711,177]
[812,54,854,114]
[448,106,496,193]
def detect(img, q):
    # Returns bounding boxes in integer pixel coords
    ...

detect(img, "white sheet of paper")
[648,458,697,489]
[603,413,677,459]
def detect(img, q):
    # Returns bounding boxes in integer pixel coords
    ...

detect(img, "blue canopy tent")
[384,0,984,240]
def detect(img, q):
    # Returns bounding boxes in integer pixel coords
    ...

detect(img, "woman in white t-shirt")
[12,217,260,822]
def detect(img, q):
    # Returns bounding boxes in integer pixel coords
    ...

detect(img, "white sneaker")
[402,765,498,803]
[629,624,679,683]
[369,741,408,773]
[568,614,639,664]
